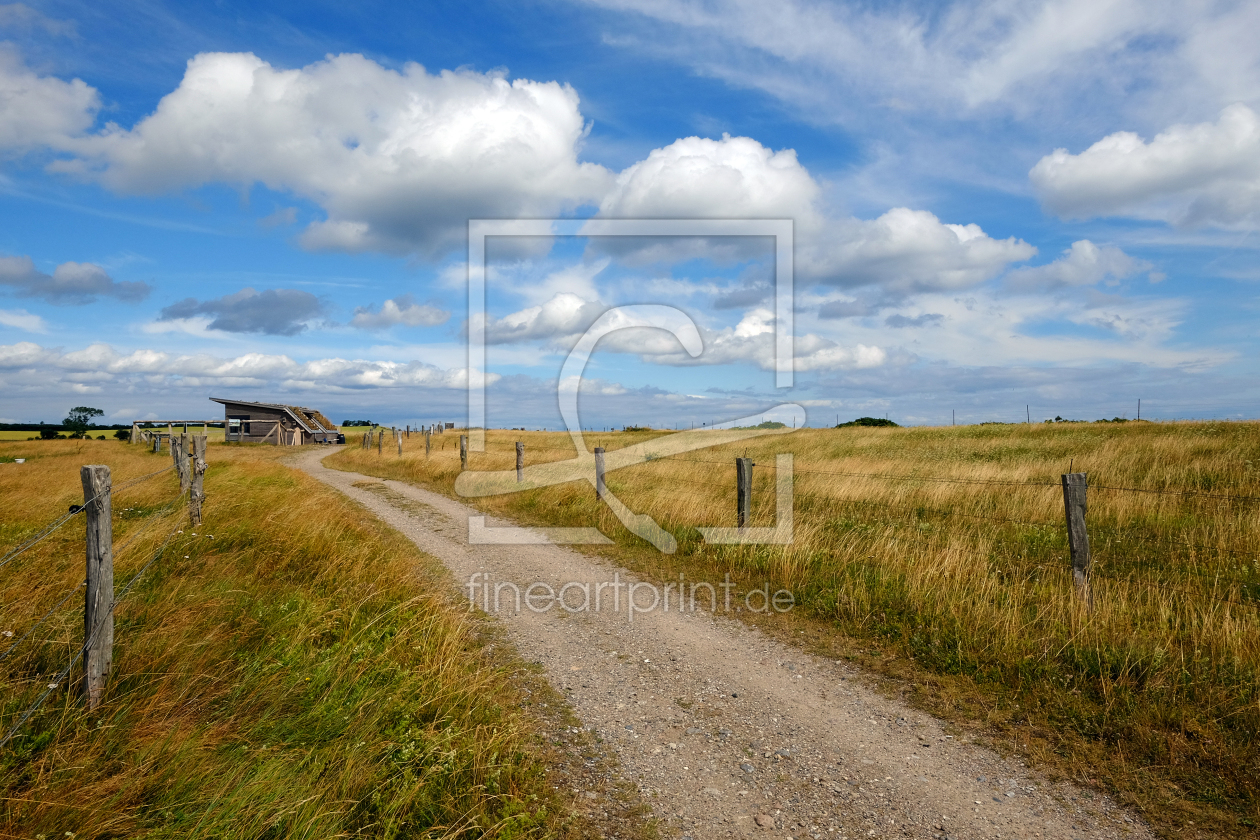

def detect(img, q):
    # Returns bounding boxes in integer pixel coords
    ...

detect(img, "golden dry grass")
[330,421,1260,838]
[0,438,577,839]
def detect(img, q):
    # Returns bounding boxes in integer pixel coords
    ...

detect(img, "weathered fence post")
[736,457,754,530]
[397,431,402,456]
[459,434,468,470]
[173,433,191,494]
[516,441,524,483]
[80,465,113,711]
[152,433,160,454]
[190,435,207,525]
[425,427,431,458]
[377,429,382,455]
[594,447,606,500]
[1062,472,1092,609]
[130,422,139,444]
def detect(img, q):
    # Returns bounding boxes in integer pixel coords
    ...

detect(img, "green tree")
[64,406,104,437]
[835,416,900,428]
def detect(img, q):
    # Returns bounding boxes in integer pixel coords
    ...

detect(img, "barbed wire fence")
[0,436,208,750]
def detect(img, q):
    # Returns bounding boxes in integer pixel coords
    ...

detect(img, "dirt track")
[294,449,1150,840]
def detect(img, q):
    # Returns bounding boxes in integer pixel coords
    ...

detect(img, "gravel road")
[295,450,1152,840]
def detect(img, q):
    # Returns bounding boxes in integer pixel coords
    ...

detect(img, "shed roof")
[209,397,337,434]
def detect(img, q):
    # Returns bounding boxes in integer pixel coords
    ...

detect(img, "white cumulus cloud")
[350,295,449,330]
[52,51,612,255]
[10,53,1040,301]
[0,46,98,151]
[600,133,820,220]
[597,134,1034,293]
[1030,103,1260,226]
[1006,240,1150,291]
[802,208,1036,292]
[485,292,607,344]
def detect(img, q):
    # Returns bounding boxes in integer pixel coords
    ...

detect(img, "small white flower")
[2,630,12,637]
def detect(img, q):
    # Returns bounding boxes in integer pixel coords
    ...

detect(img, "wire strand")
[0,507,185,750]
[0,465,175,575]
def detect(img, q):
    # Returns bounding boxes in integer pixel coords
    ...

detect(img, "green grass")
[0,440,587,839]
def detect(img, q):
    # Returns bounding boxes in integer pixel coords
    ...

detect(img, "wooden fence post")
[173,433,191,495]
[425,428,431,458]
[594,447,606,500]
[152,433,160,454]
[377,429,382,455]
[80,465,112,711]
[130,422,139,444]
[736,457,754,530]
[460,434,468,470]
[190,436,207,526]
[516,441,524,483]
[397,431,402,456]
[1061,472,1092,609]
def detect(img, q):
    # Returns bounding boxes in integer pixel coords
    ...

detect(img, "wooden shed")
[210,398,339,445]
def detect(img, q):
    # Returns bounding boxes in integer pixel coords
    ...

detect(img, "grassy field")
[0,439,644,839]
[328,421,1260,839]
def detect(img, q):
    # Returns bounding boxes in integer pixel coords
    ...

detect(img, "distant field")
[328,420,1260,837]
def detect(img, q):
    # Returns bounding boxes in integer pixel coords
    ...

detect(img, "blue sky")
[1,0,1258,429]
